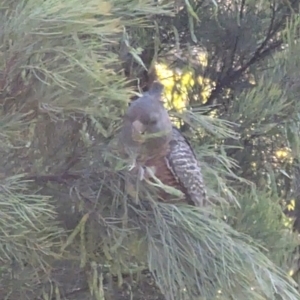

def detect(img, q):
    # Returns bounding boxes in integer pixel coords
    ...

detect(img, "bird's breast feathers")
[126,127,207,207]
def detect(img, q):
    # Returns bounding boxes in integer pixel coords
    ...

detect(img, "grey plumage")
[119,81,207,207]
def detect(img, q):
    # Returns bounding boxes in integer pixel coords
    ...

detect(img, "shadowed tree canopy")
[1,0,300,299]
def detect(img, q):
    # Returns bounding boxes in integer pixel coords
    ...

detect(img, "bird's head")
[119,82,173,161]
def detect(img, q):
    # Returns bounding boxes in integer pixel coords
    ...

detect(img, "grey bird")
[118,81,207,206]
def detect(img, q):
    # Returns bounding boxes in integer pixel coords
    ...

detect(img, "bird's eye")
[148,118,157,125]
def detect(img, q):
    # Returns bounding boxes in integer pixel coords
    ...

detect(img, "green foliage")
[1,0,300,299]
[226,187,298,269]
[145,202,298,300]
[0,175,63,262]
[0,0,170,298]
[139,0,300,297]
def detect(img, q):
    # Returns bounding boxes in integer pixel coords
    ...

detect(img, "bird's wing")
[165,127,207,207]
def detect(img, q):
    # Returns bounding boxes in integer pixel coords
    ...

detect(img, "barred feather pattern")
[165,127,207,207]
